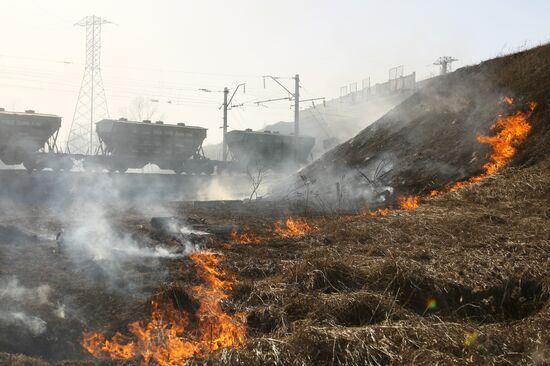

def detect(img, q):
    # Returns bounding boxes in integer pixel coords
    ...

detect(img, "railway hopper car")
[0,109,72,171]
[91,118,216,174]
[226,129,315,170]
[0,110,314,174]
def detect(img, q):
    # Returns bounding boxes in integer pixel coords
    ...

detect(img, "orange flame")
[190,252,246,351]
[429,189,441,198]
[368,208,391,217]
[230,226,261,245]
[443,100,536,193]
[361,99,535,218]
[82,331,137,360]
[477,101,535,175]
[274,217,317,238]
[398,195,421,210]
[400,100,535,205]
[365,100,535,216]
[81,252,246,365]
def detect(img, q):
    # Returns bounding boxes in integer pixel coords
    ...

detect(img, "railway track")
[0,169,251,203]
[0,168,219,179]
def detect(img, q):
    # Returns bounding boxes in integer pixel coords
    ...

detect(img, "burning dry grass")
[216,160,550,364]
[3,158,550,366]
[397,195,420,210]
[81,252,246,365]
[273,218,318,239]
[230,218,317,245]
[3,45,550,366]
[78,216,319,364]
[368,207,391,217]
[365,98,537,217]
[427,99,536,197]
[440,99,536,193]
[230,226,261,245]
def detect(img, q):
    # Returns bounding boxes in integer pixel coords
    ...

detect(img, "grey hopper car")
[93,119,214,174]
[0,109,72,170]
[225,129,315,170]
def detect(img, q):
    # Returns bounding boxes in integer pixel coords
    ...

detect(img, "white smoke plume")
[59,199,186,293]
[0,277,51,305]
[0,277,52,335]
[0,311,47,336]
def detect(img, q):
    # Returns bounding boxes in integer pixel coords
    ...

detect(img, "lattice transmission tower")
[434,56,458,75]
[66,15,111,155]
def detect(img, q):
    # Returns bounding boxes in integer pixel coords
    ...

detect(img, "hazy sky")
[0,0,548,146]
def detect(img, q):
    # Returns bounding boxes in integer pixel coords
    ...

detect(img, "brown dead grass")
[5,159,550,366]
[215,156,550,365]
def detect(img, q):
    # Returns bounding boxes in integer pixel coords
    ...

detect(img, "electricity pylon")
[67,15,111,155]
[434,56,458,75]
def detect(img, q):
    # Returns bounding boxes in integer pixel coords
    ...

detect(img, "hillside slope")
[280,44,550,210]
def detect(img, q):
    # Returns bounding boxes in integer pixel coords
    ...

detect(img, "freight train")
[0,109,315,174]
[226,129,315,169]
[84,118,217,174]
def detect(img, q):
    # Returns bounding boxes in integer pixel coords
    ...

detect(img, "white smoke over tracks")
[59,201,185,293]
[52,177,209,295]
[64,214,181,261]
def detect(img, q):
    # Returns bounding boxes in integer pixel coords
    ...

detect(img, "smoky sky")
[0,0,547,148]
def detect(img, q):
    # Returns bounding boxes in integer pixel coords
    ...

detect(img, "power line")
[0,52,262,79]
[0,53,76,65]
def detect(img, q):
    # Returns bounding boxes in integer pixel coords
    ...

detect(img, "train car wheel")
[201,164,214,175]
[172,163,184,174]
[109,161,128,173]
[82,160,97,172]
[23,159,37,172]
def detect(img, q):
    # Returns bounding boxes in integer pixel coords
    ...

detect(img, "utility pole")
[222,87,229,161]
[200,83,245,161]
[294,74,300,136]
[257,74,324,160]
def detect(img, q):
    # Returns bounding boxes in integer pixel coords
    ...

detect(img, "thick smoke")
[196,176,241,201]
[0,277,52,335]
[0,164,219,359]
[269,72,508,212]
[55,175,197,294]
[62,204,180,257]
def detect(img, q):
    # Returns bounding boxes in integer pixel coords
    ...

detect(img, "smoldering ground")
[0,171,218,360]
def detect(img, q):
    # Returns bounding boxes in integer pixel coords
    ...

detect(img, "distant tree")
[122,97,163,121]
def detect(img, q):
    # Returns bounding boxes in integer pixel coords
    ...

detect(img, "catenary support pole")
[222,87,229,161]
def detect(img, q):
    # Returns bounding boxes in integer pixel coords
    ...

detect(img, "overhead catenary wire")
[0,53,330,141]
[0,52,263,79]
